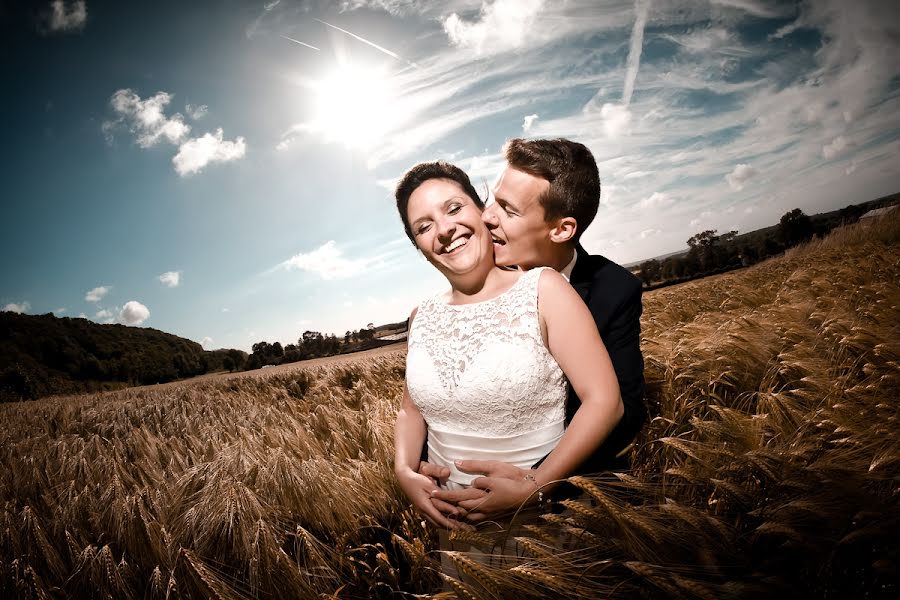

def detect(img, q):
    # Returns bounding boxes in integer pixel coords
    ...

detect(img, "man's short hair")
[504,138,600,241]
[395,161,484,245]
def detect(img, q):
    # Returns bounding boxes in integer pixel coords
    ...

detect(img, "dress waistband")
[427,421,565,487]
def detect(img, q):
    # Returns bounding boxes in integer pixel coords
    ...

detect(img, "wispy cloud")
[158,271,181,288]
[278,239,409,281]
[282,241,371,280]
[522,114,539,132]
[185,104,208,120]
[43,0,87,34]
[2,301,30,314]
[640,192,675,210]
[85,285,110,303]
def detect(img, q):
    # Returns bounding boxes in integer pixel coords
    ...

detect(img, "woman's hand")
[395,464,470,530]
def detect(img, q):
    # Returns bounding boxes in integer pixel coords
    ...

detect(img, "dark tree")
[778,208,814,247]
[638,259,661,286]
[227,349,246,371]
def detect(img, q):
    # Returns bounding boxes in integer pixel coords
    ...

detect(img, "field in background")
[2,215,898,598]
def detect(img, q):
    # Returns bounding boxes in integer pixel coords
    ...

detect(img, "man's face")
[482,166,555,269]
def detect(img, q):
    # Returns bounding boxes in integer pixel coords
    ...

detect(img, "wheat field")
[2,215,898,599]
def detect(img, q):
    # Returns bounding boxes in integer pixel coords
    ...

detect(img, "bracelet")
[524,473,544,504]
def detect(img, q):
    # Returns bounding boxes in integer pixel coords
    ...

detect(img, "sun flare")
[309,64,403,150]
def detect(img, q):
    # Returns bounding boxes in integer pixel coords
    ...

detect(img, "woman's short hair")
[395,161,484,245]
[504,138,600,241]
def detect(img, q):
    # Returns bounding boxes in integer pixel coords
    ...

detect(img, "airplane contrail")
[622,0,650,106]
[281,35,320,51]
[315,18,416,67]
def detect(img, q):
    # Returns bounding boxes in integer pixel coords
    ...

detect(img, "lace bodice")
[406,267,567,438]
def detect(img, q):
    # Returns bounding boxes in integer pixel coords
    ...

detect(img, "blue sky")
[2,0,899,351]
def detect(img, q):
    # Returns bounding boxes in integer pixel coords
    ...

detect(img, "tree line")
[235,323,403,371]
[0,313,217,401]
[635,204,872,287]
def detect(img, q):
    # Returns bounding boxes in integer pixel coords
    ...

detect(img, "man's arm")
[593,278,645,454]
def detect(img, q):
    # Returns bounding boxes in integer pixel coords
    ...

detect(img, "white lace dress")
[406,267,568,490]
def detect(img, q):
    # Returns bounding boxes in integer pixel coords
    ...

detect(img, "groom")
[421,137,646,522]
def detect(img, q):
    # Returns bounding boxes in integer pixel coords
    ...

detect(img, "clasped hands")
[400,459,544,530]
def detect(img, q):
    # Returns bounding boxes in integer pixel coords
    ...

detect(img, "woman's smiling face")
[406,178,492,279]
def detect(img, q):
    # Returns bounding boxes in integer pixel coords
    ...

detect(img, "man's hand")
[415,461,465,520]
[395,465,468,530]
[431,460,541,522]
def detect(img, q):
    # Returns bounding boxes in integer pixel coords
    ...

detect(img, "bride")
[393,161,623,529]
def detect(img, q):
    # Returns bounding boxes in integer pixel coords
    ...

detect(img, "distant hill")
[0,312,242,402]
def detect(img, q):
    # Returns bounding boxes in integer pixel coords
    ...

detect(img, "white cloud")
[639,228,662,239]
[45,0,87,33]
[725,164,758,191]
[185,104,208,120]
[522,113,539,132]
[201,336,214,347]
[3,301,30,314]
[119,301,150,326]
[443,0,545,54]
[173,129,246,176]
[158,270,181,288]
[822,135,847,159]
[104,90,244,176]
[105,89,190,148]
[85,286,110,303]
[598,103,633,138]
[689,211,715,229]
[640,192,674,209]
[283,240,368,280]
[222,307,230,313]
[55,307,67,314]
[94,308,114,323]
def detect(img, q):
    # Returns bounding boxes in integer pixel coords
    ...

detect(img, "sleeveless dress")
[406,267,568,490]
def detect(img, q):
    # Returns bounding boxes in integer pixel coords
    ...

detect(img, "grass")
[1,214,898,598]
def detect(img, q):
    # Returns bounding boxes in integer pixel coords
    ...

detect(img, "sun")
[309,64,403,151]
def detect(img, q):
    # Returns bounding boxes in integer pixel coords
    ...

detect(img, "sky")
[2,0,899,352]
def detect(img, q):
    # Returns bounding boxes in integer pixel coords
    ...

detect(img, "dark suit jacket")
[565,244,646,474]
